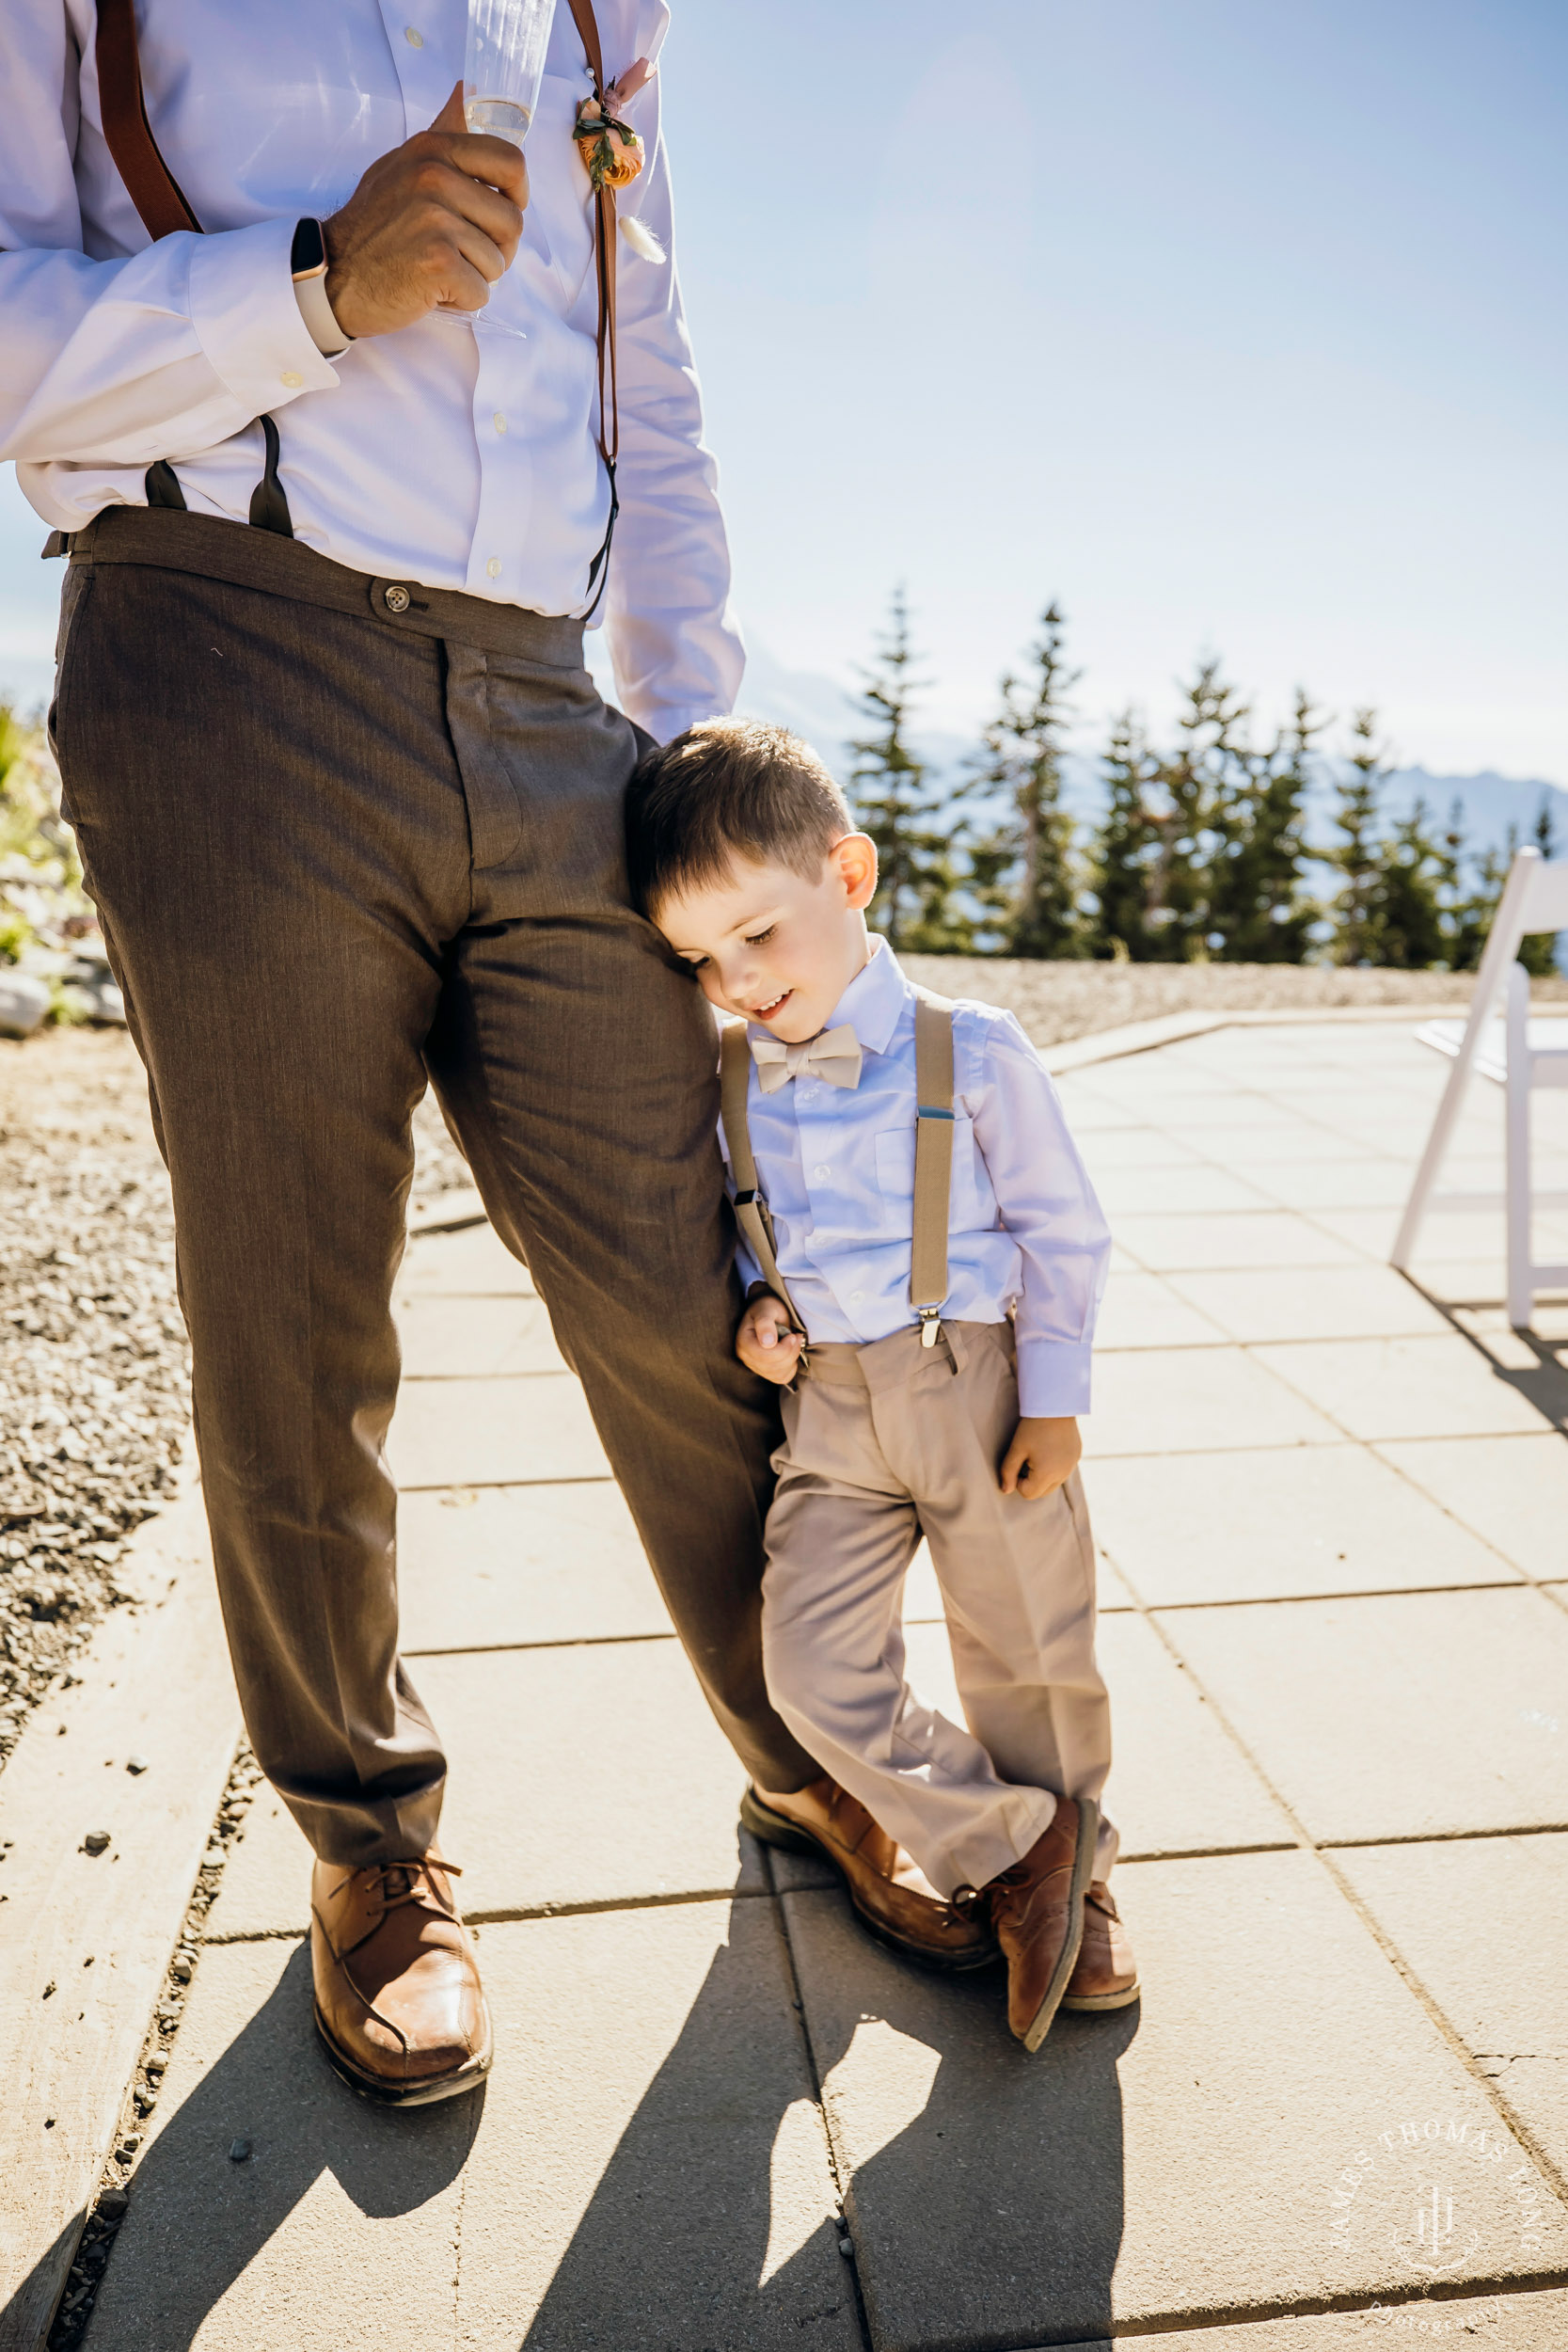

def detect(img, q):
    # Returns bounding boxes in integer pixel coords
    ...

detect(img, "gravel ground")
[901,954,1568,1046]
[2,960,1561,1765]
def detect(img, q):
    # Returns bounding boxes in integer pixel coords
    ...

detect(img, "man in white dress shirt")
[0,0,841,2104]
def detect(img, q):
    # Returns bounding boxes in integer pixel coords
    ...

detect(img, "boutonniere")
[574,57,666,261]
[574,58,653,189]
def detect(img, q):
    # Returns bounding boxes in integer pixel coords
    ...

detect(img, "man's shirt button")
[812,1165,830,1181]
[279,371,303,389]
[404,25,424,46]
[493,412,508,434]
[849,1290,865,1305]
[485,556,502,578]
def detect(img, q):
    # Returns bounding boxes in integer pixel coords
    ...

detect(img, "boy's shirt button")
[813,1164,831,1180]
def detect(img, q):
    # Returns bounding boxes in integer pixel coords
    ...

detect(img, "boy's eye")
[744,926,776,947]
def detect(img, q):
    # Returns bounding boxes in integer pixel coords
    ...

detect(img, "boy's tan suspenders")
[721,990,957,1347]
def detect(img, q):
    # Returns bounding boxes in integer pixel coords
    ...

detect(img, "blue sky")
[5,0,1564,781]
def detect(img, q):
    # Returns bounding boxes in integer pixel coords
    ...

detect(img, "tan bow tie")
[750,1023,863,1093]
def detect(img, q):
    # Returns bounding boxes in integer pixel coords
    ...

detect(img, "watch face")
[291,216,326,277]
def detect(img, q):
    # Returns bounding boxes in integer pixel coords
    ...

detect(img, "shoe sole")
[314,2007,493,2107]
[740,1788,998,1975]
[1022,1797,1099,2054]
[1061,1979,1141,2013]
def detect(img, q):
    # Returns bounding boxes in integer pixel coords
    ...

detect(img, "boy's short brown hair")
[626,717,852,916]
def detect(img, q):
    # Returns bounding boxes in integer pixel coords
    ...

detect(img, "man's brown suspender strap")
[562,0,622,613]
[95,0,200,238]
[721,992,958,1347]
[90,0,294,535]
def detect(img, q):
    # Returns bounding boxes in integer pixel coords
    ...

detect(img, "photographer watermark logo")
[1328,2111,1554,2282]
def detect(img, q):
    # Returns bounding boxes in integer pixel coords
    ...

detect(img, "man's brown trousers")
[50,508,816,1863]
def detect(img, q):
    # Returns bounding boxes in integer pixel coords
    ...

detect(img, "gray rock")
[228,2137,252,2163]
[82,1829,111,1854]
[0,971,49,1040]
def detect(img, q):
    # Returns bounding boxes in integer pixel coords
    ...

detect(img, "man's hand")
[736,1295,803,1385]
[323,82,530,338]
[999,1415,1081,1501]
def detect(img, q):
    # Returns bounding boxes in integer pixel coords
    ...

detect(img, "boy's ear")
[831,832,879,911]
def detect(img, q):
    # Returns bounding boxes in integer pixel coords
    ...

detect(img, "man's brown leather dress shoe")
[310,1853,493,2106]
[742,1777,997,1971]
[969,1795,1097,2052]
[1063,1879,1140,2011]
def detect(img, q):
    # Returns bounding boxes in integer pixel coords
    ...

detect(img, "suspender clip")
[917,1306,942,1349]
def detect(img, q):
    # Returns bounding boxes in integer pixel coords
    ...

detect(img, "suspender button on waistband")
[383,583,412,614]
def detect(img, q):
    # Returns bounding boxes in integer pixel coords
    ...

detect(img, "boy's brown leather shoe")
[1063,1880,1140,2011]
[743,1778,997,1971]
[973,1796,1098,2052]
[310,1852,493,2105]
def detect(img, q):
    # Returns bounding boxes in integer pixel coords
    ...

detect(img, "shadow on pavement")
[64,1942,480,2349]
[520,1886,1135,2352]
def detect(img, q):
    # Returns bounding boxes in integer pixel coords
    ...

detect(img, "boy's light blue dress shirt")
[720,942,1111,1417]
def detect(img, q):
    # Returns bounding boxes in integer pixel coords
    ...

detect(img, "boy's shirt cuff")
[1016,1337,1093,1419]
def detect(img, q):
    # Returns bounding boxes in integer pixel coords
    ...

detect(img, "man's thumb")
[432,79,467,135]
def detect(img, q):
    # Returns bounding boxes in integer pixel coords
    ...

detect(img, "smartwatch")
[290,216,352,357]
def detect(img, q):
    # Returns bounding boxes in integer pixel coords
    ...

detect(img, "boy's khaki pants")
[762,1320,1117,1899]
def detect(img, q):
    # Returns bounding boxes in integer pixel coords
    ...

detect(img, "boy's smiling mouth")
[746,989,794,1023]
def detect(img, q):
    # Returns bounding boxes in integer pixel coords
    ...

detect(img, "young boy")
[626,719,1137,2050]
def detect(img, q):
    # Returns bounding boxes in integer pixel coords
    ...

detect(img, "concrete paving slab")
[1038,2287,1568,2351]
[895,1613,1291,1862]
[787,1849,1568,2346]
[207,1641,763,1938]
[1092,1444,1518,1608]
[456,1901,858,2351]
[1093,1271,1229,1352]
[1085,1347,1342,1456]
[1338,1833,1568,2169]
[1252,1336,1562,1443]
[1310,1206,1510,1263]
[1166,1265,1453,1344]
[397,1292,567,1377]
[90,1901,857,2352]
[1375,1435,1568,1582]
[388,1372,611,1488]
[1186,1124,1385,1165]
[82,1937,469,2351]
[1167,1587,1568,1843]
[1244,1158,1432,1211]
[1077,1127,1204,1170]
[1111,1211,1365,1273]
[394,1220,532,1295]
[396,1481,672,1652]
[1090,1166,1277,1217]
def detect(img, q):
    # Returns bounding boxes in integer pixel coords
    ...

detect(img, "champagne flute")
[436,0,554,329]
[464,0,555,146]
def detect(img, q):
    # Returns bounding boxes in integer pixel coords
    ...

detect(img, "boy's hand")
[999,1415,1081,1501]
[736,1295,803,1384]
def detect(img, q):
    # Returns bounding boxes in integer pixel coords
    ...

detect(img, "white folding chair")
[1391,844,1568,1326]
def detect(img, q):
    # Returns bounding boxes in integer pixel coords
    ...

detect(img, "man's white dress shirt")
[0,0,740,739]
[721,944,1112,1417]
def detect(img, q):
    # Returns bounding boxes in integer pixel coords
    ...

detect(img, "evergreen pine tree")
[963,603,1085,959]
[849,590,962,951]
[1328,708,1386,964]
[1209,687,1323,961]
[1145,659,1248,961]
[1086,710,1162,959]
[1363,798,1448,968]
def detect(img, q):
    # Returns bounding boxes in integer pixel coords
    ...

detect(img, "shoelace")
[330,1855,463,1914]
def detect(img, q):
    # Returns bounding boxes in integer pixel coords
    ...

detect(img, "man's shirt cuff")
[188,215,340,419]
[1016,1337,1093,1419]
